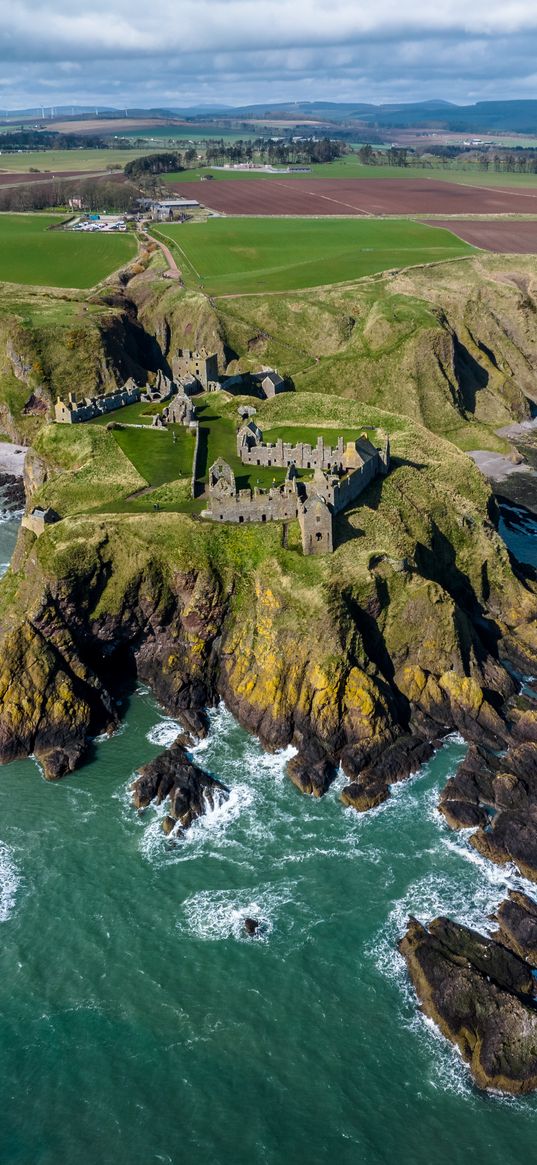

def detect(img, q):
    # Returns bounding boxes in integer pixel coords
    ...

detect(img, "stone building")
[257,370,286,399]
[156,387,196,427]
[206,461,302,526]
[237,422,389,478]
[140,369,176,404]
[54,380,142,424]
[298,490,333,555]
[202,430,390,556]
[21,507,60,537]
[173,348,219,391]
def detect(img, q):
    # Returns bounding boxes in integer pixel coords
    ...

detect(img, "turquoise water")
[1,506,537,1164]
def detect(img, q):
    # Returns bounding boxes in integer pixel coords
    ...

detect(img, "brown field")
[424,219,537,253]
[0,169,103,187]
[44,117,183,135]
[178,176,537,216]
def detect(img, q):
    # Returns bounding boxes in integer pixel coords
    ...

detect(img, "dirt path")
[143,232,181,280]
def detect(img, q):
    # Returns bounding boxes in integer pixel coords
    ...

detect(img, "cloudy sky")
[1,0,537,110]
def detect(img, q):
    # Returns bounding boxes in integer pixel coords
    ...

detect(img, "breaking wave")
[0,842,19,922]
[178,883,296,942]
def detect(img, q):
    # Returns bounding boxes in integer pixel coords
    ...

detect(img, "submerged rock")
[400,907,537,1093]
[439,742,537,880]
[244,918,259,936]
[132,739,229,832]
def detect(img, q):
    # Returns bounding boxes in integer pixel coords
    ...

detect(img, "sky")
[1,0,537,110]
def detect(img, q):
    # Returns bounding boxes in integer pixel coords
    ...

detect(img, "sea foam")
[0,842,19,922]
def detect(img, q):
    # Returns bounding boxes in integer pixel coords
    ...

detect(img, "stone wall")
[55,383,142,424]
[238,431,346,471]
[204,481,300,525]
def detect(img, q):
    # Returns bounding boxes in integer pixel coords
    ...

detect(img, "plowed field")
[176,176,537,216]
[423,219,537,253]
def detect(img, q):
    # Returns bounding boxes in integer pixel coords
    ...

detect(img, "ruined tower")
[298,492,333,556]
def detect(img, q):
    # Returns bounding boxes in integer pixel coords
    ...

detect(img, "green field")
[162,157,537,186]
[121,127,256,143]
[90,399,166,427]
[0,214,136,288]
[154,217,475,295]
[0,148,163,173]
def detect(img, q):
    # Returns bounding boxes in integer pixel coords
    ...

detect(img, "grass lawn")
[0,214,136,288]
[195,394,315,490]
[154,217,475,295]
[90,400,167,426]
[110,424,196,487]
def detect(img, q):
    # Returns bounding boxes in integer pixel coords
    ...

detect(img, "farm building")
[150,199,199,221]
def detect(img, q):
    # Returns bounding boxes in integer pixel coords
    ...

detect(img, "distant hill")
[1,100,536,135]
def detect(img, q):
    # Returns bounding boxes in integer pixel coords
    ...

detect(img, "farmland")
[164,157,537,186]
[153,217,474,294]
[0,214,136,288]
[423,218,537,253]
[172,175,537,217]
[0,148,162,173]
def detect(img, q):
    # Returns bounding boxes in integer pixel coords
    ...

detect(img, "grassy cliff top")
[20,393,513,626]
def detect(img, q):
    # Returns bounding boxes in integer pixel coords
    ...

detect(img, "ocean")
[0,502,536,1165]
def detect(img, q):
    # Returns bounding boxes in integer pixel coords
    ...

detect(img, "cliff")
[1,399,535,785]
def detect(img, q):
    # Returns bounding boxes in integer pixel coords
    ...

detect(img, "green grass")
[0,214,136,288]
[162,157,537,186]
[90,399,167,426]
[261,425,373,447]
[122,127,256,143]
[196,394,290,489]
[110,424,196,487]
[33,423,146,513]
[154,217,475,295]
[0,148,164,173]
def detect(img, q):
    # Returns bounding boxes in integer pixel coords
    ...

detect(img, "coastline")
[0,442,26,478]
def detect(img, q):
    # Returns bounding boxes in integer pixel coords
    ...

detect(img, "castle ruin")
[54,380,142,424]
[202,427,390,555]
[173,348,219,391]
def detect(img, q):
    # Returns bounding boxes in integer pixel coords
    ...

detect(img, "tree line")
[202,137,345,166]
[0,130,110,152]
[0,176,141,213]
[123,152,188,179]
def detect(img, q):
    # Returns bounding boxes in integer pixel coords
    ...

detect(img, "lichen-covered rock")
[400,911,537,1093]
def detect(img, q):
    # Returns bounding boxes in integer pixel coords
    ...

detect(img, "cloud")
[1,0,537,106]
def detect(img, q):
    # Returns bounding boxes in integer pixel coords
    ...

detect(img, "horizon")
[2,0,537,111]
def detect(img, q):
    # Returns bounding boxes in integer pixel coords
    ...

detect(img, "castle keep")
[203,426,390,555]
[173,349,219,391]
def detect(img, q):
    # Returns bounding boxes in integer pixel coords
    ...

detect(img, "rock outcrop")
[400,907,537,1093]
[491,890,537,963]
[439,741,537,881]
[340,734,435,811]
[132,738,228,834]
